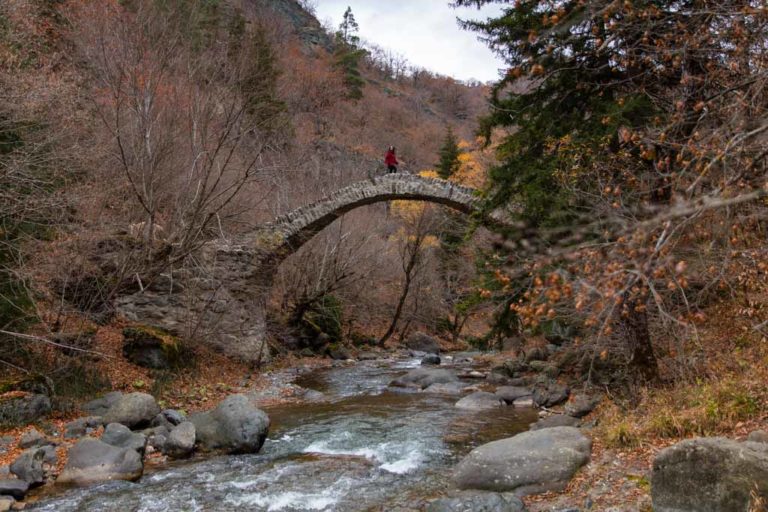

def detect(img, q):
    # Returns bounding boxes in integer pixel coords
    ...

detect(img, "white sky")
[314,1,506,82]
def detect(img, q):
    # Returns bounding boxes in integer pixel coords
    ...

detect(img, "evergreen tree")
[437,127,461,179]
[333,6,366,100]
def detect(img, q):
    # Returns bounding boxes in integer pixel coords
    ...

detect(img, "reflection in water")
[29,358,538,512]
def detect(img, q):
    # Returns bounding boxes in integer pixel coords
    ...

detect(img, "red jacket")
[384,150,398,166]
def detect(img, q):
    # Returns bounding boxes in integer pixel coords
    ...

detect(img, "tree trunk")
[619,300,659,383]
[378,274,411,346]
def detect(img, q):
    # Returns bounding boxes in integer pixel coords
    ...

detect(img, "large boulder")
[0,394,51,425]
[455,392,506,411]
[421,354,441,366]
[652,437,768,512]
[102,392,160,429]
[495,387,532,405]
[529,414,580,430]
[0,479,28,500]
[101,423,147,455]
[390,368,458,390]
[190,394,269,454]
[427,491,527,512]
[404,332,441,354]
[57,438,143,485]
[81,391,123,416]
[453,427,591,495]
[165,422,196,458]
[10,448,45,486]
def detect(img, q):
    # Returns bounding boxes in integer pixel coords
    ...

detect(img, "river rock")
[424,382,467,395]
[652,437,768,512]
[10,447,45,486]
[495,386,532,405]
[513,396,534,407]
[532,381,570,407]
[564,394,600,418]
[102,392,160,428]
[390,368,459,390]
[748,430,768,443]
[101,423,147,455]
[524,347,548,363]
[455,392,506,411]
[145,426,170,453]
[151,409,185,430]
[57,438,143,485]
[18,428,46,449]
[64,416,103,439]
[453,426,591,495]
[530,414,581,430]
[404,332,441,354]
[0,480,27,500]
[190,394,269,454]
[0,495,15,512]
[41,445,57,466]
[81,391,123,416]
[357,351,379,361]
[427,491,527,512]
[165,422,196,458]
[0,394,51,425]
[421,354,441,365]
[326,345,351,360]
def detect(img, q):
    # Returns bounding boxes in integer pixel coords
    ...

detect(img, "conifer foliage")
[437,126,462,179]
[334,6,366,100]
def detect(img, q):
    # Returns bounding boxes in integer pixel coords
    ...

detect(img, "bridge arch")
[118,174,511,363]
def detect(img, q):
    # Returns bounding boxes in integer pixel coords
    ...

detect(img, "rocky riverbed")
[0,351,766,511]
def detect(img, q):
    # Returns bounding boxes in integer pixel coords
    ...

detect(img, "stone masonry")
[116,174,512,363]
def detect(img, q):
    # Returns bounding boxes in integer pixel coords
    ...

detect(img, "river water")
[29,356,537,511]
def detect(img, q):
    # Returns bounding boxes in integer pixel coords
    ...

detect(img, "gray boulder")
[326,345,351,360]
[495,387,532,405]
[0,479,28,500]
[427,491,527,512]
[390,368,458,390]
[404,332,441,354]
[57,438,143,485]
[81,391,123,416]
[103,392,160,428]
[455,392,506,411]
[748,430,768,444]
[532,381,570,407]
[165,422,195,458]
[453,426,591,495]
[18,428,46,449]
[145,426,170,453]
[0,394,51,425]
[63,416,103,439]
[190,394,270,454]
[530,414,581,430]
[524,347,548,363]
[423,382,467,395]
[652,437,768,512]
[101,423,147,455]
[10,448,45,486]
[513,396,534,407]
[421,354,441,365]
[41,445,57,466]
[564,394,599,418]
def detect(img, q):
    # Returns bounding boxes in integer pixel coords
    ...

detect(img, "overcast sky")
[314,1,506,82]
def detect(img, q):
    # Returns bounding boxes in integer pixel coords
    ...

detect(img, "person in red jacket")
[384,146,399,173]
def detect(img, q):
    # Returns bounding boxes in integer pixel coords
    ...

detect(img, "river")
[29,355,537,511]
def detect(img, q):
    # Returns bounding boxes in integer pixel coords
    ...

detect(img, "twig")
[0,330,114,359]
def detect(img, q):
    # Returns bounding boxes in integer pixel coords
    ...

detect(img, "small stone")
[0,479,27,500]
[495,386,532,405]
[101,423,147,455]
[530,414,581,431]
[747,430,768,444]
[9,448,45,486]
[564,394,600,418]
[0,495,14,512]
[512,396,534,408]
[165,422,195,458]
[455,392,506,410]
[18,429,46,450]
[421,354,441,366]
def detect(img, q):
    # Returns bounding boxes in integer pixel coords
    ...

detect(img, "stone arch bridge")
[116,174,510,362]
